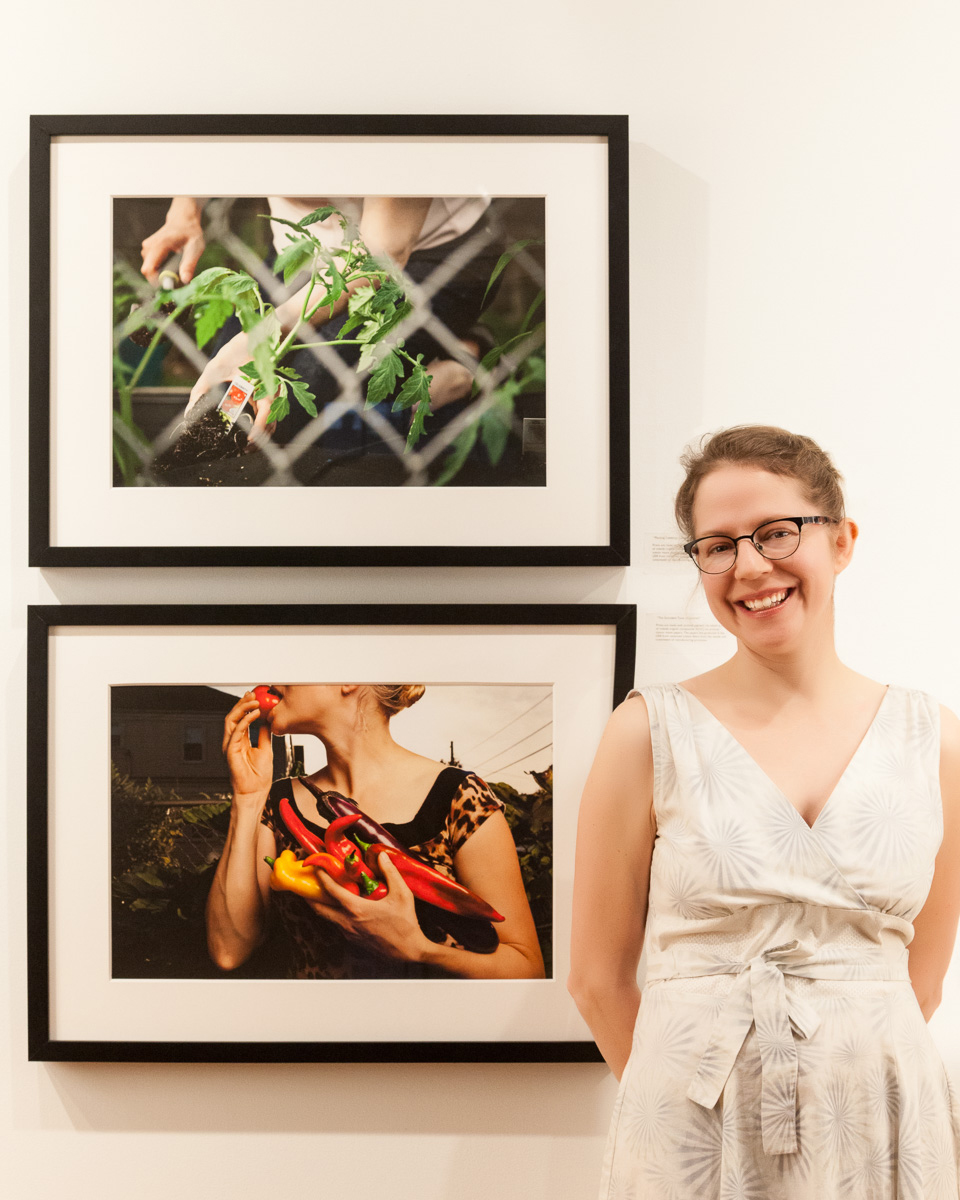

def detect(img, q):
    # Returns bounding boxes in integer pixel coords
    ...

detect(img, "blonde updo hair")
[367,684,426,717]
[674,425,846,540]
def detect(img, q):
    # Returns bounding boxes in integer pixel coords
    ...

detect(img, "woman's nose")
[733,540,773,579]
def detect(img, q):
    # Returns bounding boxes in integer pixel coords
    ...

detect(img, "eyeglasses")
[684,516,837,574]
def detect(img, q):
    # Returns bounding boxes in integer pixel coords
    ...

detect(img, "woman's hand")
[222,691,274,808]
[141,196,206,285]
[306,853,431,963]
[187,331,251,414]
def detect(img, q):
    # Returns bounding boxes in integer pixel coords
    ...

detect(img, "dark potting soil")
[127,301,178,349]
[150,408,247,481]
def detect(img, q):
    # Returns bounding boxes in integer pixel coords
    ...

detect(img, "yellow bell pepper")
[265,850,327,901]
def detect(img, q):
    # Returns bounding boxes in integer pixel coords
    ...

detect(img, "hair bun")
[368,684,426,715]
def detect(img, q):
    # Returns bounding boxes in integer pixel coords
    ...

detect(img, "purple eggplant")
[297,776,420,859]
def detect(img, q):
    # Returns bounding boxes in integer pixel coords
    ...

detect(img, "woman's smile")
[733,586,794,614]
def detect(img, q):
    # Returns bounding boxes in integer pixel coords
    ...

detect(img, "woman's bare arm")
[419,810,545,978]
[205,693,277,970]
[907,704,960,1020]
[568,696,657,1078]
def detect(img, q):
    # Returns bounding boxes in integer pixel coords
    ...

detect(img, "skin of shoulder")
[904,704,960,1020]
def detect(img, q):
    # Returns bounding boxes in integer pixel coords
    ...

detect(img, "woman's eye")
[706,541,732,556]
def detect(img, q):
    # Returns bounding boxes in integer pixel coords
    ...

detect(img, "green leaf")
[406,395,433,450]
[338,310,365,338]
[373,298,412,341]
[347,285,377,316]
[194,297,234,349]
[480,389,515,466]
[134,869,165,889]
[470,325,545,398]
[365,349,405,408]
[520,288,545,333]
[276,365,303,379]
[319,254,346,305]
[181,800,231,822]
[221,272,259,307]
[370,278,403,313]
[266,215,324,249]
[169,266,234,305]
[267,387,291,424]
[297,205,339,228]
[517,352,546,393]
[433,422,480,486]
[248,311,281,401]
[482,238,543,308]
[391,356,432,413]
[273,237,316,285]
[287,376,317,418]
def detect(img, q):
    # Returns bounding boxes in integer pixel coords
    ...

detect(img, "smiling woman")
[570,425,960,1199]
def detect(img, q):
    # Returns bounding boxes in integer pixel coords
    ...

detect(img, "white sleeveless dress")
[600,683,960,1199]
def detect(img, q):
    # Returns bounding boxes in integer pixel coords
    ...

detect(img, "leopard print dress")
[261,768,504,979]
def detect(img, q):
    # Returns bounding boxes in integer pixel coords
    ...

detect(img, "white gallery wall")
[3,3,959,1197]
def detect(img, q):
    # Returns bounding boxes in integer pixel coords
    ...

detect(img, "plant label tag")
[217,377,256,431]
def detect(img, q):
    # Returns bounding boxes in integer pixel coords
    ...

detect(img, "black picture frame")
[29,114,630,568]
[27,602,636,1062]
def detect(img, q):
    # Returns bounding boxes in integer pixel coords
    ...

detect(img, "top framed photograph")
[29,114,630,568]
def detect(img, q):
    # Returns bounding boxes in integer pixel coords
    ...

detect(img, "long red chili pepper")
[278,795,325,856]
[355,836,504,922]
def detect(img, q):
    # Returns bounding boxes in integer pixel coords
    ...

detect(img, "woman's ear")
[340,684,360,697]
[833,518,858,573]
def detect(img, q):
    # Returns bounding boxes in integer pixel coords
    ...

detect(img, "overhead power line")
[483,743,553,777]
[460,691,552,758]
[474,719,553,771]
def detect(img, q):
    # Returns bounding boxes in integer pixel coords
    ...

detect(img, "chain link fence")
[113,196,546,488]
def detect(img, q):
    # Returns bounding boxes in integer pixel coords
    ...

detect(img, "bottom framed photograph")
[27,603,636,1062]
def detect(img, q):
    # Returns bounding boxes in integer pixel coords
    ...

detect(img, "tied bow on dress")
[686,937,821,1154]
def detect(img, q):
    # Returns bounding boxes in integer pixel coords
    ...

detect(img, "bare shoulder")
[585,693,656,831]
[603,692,652,755]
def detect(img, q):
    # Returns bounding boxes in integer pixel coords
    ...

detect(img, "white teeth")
[742,590,788,611]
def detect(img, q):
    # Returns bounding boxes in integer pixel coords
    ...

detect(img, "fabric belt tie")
[685,938,821,1155]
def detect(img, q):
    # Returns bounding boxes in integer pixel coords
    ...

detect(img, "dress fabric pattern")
[600,683,960,1200]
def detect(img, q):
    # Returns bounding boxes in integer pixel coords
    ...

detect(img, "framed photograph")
[27,603,636,1062]
[29,114,630,567]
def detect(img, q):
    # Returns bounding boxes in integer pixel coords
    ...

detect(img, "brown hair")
[366,684,426,717]
[674,425,845,539]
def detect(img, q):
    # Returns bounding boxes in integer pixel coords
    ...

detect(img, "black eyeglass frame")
[683,516,837,574]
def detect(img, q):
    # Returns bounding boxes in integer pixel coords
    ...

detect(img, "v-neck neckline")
[674,683,893,831]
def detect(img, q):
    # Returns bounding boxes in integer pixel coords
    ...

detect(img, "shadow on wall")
[39,1060,615,1136]
[629,142,708,566]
